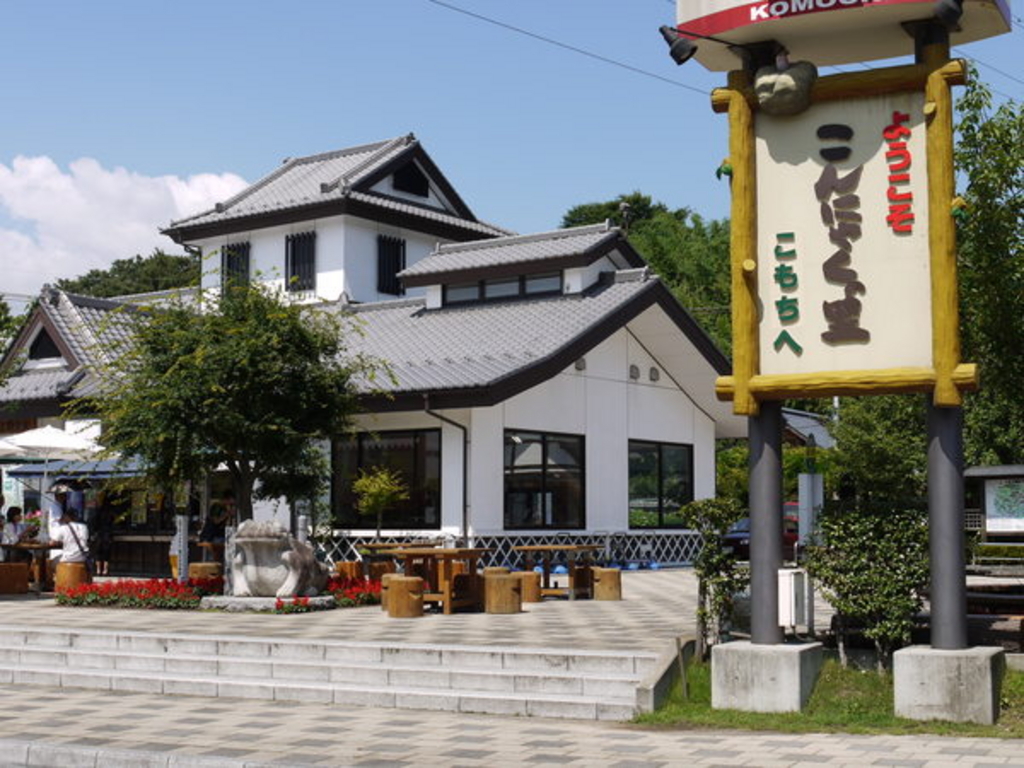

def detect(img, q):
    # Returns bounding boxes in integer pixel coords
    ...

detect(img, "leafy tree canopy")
[57,249,199,298]
[955,72,1024,466]
[561,192,731,351]
[74,283,382,521]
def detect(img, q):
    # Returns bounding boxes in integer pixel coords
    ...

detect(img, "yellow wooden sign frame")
[712,40,978,415]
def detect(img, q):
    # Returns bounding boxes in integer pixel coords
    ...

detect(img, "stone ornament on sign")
[231,519,328,598]
[754,61,818,116]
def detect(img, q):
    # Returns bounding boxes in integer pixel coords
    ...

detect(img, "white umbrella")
[0,438,23,458]
[6,426,101,462]
[6,426,103,538]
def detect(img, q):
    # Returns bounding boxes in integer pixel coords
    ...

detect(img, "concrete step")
[0,625,658,675]
[0,644,643,699]
[0,624,657,720]
[0,663,638,721]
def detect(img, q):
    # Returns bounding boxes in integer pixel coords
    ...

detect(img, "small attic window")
[392,162,429,197]
[28,329,61,361]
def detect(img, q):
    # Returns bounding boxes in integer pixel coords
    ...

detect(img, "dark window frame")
[331,428,442,531]
[443,271,563,306]
[377,235,407,296]
[220,241,251,292]
[628,439,695,529]
[285,231,316,293]
[503,429,586,531]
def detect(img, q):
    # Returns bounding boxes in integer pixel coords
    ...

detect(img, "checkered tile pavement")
[0,684,1021,767]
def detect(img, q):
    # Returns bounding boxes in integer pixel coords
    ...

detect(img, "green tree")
[57,249,199,298]
[561,193,732,351]
[805,500,929,670]
[353,466,410,539]
[956,73,1024,466]
[679,497,748,658]
[74,282,381,521]
[830,395,927,502]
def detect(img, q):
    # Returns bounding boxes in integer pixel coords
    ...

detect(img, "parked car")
[723,513,799,561]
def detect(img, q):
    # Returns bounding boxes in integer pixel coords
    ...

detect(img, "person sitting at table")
[48,509,90,566]
[0,507,32,563]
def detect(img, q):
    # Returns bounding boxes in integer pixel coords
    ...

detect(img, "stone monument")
[231,519,328,598]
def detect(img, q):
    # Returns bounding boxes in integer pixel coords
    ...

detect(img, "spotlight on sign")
[659,25,699,65]
[934,0,965,27]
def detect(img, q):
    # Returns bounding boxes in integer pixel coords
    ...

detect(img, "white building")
[0,134,744,568]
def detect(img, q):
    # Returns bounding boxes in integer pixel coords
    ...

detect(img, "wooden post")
[387,575,424,618]
[54,562,91,592]
[593,568,622,601]
[484,574,522,614]
[518,571,542,603]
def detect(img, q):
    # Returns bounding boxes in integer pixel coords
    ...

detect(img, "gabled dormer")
[397,222,647,309]
[161,134,513,305]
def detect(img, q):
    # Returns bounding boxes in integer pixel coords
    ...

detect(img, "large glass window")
[504,430,584,529]
[628,440,693,528]
[332,430,441,530]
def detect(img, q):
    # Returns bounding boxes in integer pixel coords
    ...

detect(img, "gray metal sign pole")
[749,401,783,645]
[927,402,968,650]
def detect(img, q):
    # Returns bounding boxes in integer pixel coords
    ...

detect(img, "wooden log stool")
[0,563,29,594]
[54,562,92,592]
[593,567,622,601]
[334,561,362,580]
[188,562,222,580]
[387,575,424,618]
[380,572,397,612]
[368,560,396,581]
[517,570,542,603]
[484,573,521,614]
[483,566,510,576]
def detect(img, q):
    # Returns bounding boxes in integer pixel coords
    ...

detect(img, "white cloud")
[0,155,247,297]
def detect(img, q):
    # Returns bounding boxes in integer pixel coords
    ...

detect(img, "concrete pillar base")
[893,645,1005,724]
[711,640,823,712]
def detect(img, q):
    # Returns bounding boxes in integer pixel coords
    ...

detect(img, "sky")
[0,0,1020,307]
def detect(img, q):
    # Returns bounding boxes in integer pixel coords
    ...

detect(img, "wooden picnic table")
[381,547,491,614]
[513,544,603,600]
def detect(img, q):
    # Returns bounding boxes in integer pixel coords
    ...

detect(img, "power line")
[954,48,1024,90]
[424,0,709,96]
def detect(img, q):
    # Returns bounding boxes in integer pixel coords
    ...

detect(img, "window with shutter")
[285,232,316,293]
[377,235,406,296]
[220,241,250,292]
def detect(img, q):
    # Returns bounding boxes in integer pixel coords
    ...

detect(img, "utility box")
[778,568,807,628]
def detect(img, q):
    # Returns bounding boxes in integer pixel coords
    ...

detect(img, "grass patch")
[635,658,1024,737]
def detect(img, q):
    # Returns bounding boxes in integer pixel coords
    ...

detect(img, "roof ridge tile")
[435,221,614,255]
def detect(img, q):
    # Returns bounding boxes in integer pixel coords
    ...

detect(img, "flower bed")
[326,575,382,607]
[56,575,381,611]
[56,577,223,609]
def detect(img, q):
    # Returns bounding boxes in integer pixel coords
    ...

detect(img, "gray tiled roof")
[399,223,617,280]
[0,289,144,405]
[164,135,511,239]
[342,269,655,395]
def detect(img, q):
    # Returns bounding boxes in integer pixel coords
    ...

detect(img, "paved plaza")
[0,569,1018,767]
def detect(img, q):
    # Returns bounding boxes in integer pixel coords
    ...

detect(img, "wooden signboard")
[713,49,978,414]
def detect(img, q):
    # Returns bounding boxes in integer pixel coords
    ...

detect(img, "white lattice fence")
[315,531,702,568]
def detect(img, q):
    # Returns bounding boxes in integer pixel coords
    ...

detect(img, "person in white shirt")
[48,509,90,564]
[1,507,30,563]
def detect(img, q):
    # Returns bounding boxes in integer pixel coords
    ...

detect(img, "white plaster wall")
[193,214,443,305]
[343,219,439,303]
[563,255,618,294]
[467,326,716,534]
